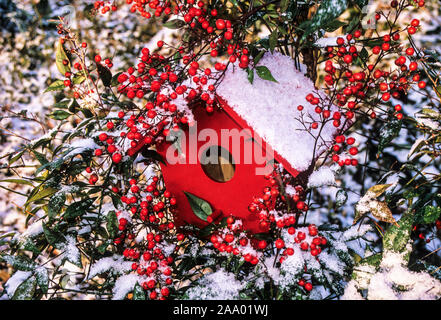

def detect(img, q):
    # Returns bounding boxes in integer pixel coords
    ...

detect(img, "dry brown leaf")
[370,201,399,227]
[367,184,392,198]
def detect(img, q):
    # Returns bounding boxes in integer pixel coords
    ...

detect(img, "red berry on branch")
[258,240,267,249]
[304,283,313,291]
[349,147,358,155]
[275,239,285,249]
[216,19,225,30]
[411,19,420,27]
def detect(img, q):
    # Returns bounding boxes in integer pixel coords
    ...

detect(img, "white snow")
[59,235,80,266]
[217,51,341,172]
[112,274,140,300]
[343,249,441,300]
[21,219,44,238]
[355,191,378,215]
[368,250,441,300]
[308,166,336,188]
[4,270,32,298]
[66,138,99,156]
[185,269,245,300]
[315,37,340,47]
[341,224,372,242]
[415,110,440,130]
[407,137,425,160]
[88,255,133,279]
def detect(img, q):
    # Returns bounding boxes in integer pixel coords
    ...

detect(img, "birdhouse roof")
[216,51,341,174]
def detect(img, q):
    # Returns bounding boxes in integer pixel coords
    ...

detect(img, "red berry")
[349,147,358,155]
[411,19,420,27]
[275,239,285,249]
[216,19,225,30]
[258,240,267,249]
[225,234,234,243]
[304,283,313,291]
[160,287,170,297]
[300,242,309,251]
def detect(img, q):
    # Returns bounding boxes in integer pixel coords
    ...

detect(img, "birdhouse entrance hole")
[200,145,235,183]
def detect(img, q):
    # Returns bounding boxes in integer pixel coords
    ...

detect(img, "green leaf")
[64,197,96,219]
[26,187,58,205]
[415,206,440,224]
[32,150,48,166]
[300,0,348,40]
[354,0,368,7]
[48,193,66,219]
[377,118,402,156]
[72,74,86,85]
[35,157,65,175]
[280,0,290,12]
[44,80,65,93]
[335,189,348,208]
[12,276,36,300]
[269,29,278,53]
[247,68,254,84]
[133,283,146,300]
[55,39,71,76]
[49,109,72,120]
[54,98,76,110]
[1,255,37,271]
[324,20,346,32]
[106,211,118,238]
[184,192,213,222]
[35,267,49,294]
[96,62,112,87]
[163,19,186,29]
[360,47,369,61]
[0,179,34,187]
[9,150,25,165]
[254,51,265,65]
[255,66,278,83]
[198,223,217,238]
[345,15,361,34]
[42,223,65,247]
[80,108,94,118]
[19,238,41,255]
[383,211,413,254]
[229,0,239,7]
[111,72,123,87]
[97,241,110,254]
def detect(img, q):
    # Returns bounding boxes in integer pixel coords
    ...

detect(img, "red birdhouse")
[129,52,341,234]
[154,96,300,234]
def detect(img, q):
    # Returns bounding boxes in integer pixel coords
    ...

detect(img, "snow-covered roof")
[217,51,340,172]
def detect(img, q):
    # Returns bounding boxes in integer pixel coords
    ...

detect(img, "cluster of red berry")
[331,135,359,167]
[109,178,181,299]
[295,12,427,171]
[122,233,174,300]
[322,18,426,124]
